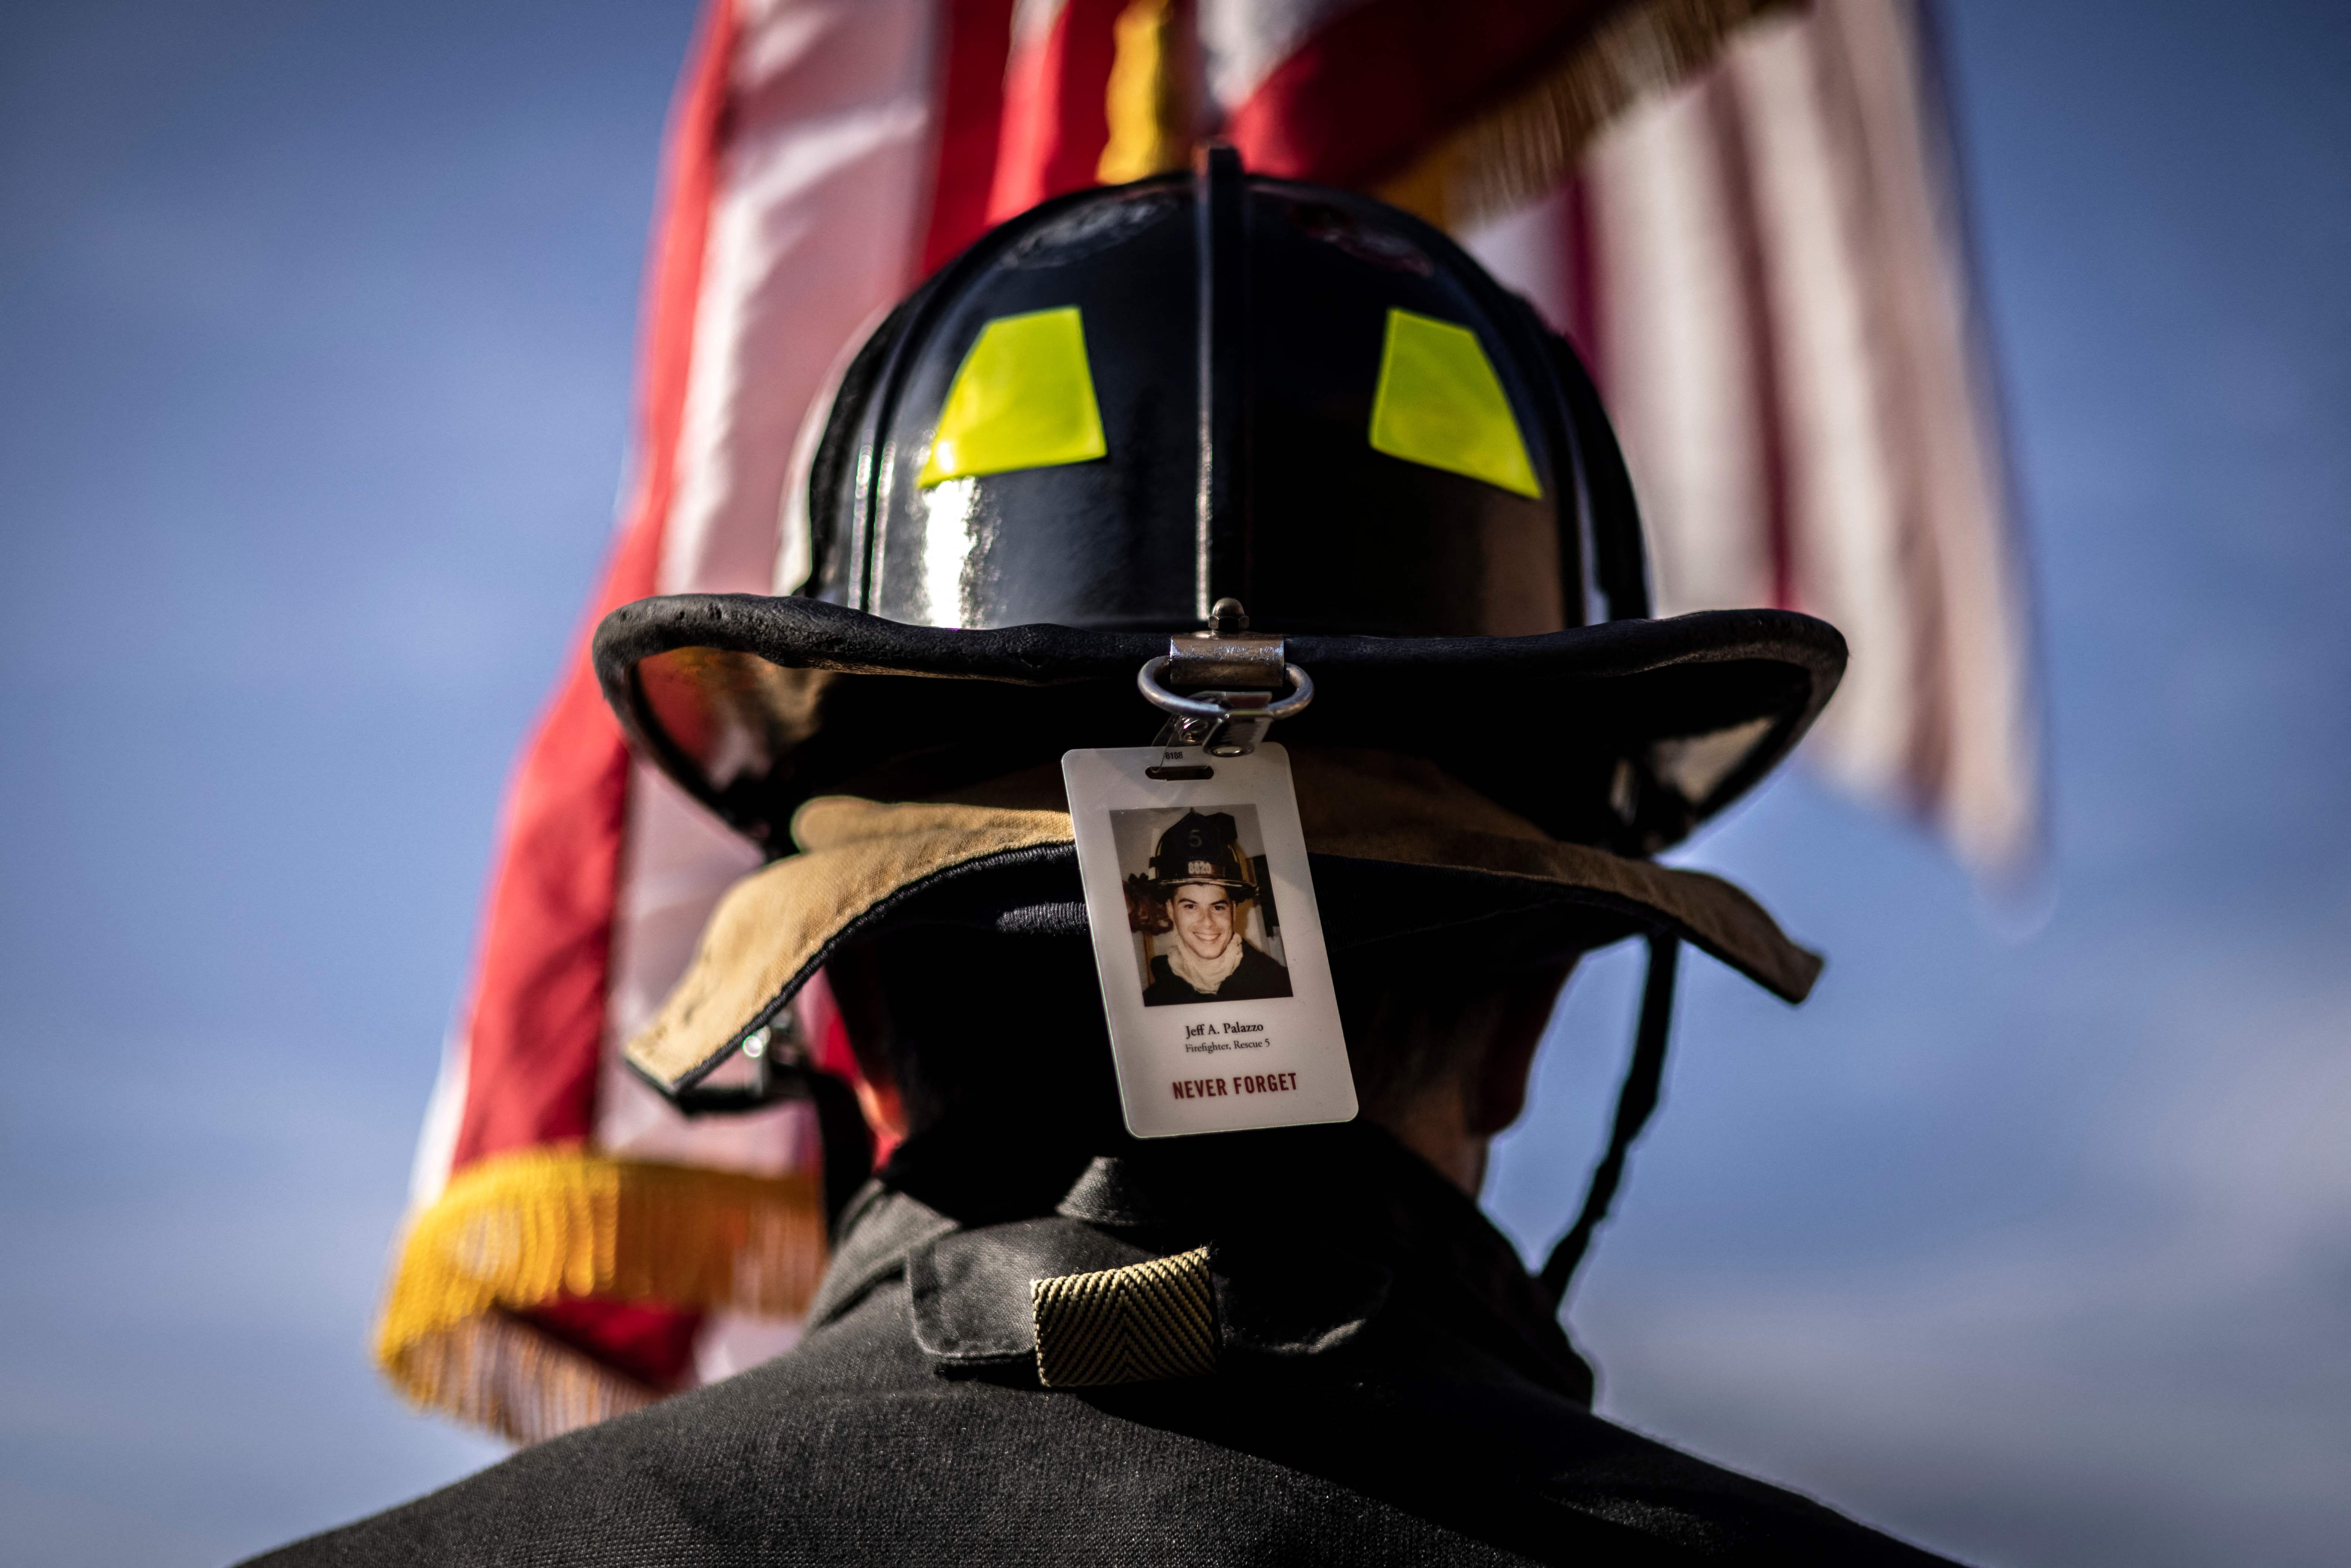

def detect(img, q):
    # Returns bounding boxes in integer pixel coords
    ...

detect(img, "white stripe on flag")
[1587,83,1778,618]
[1823,0,2035,867]
[659,0,941,598]
[602,0,943,1175]
[1466,0,2036,877]
[1732,12,1920,798]
[1197,0,1370,112]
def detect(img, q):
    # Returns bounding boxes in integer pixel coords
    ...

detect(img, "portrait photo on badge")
[1063,745,1356,1138]
[1113,804,1294,1007]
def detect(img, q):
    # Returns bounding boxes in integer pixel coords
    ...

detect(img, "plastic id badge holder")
[1062,743,1357,1138]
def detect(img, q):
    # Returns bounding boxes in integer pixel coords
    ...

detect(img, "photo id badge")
[1062,743,1357,1138]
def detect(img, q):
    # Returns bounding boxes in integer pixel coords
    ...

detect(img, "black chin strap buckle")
[1138,598,1314,757]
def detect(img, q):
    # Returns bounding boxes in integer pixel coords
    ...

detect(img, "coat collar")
[807,1122,1593,1404]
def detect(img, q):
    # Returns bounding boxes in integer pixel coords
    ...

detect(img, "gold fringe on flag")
[1377,0,1802,232]
[376,1148,826,1444]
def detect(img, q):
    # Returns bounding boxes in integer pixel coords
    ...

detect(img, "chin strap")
[1539,932,1682,1307]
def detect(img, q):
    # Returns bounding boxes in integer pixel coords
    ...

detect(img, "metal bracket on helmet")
[1138,598,1314,757]
[666,1016,812,1115]
[661,1012,875,1231]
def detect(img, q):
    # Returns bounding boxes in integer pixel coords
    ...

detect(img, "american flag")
[379,0,2033,1440]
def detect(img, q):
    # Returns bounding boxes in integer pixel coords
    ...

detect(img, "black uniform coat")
[251,1124,1963,1566]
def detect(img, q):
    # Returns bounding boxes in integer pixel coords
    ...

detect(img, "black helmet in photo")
[1148,812,1255,896]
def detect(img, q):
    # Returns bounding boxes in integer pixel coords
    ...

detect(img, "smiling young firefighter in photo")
[257,151,1966,1565]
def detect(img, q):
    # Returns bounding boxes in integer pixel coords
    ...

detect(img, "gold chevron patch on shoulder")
[1031,1246,1216,1388]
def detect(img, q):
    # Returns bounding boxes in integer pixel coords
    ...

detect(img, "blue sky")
[3,3,2347,1564]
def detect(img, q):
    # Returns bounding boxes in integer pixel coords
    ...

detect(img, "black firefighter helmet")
[600,148,1843,1290]
[597,147,1843,1297]
[595,145,1843,862]
[1147,812,1256,896]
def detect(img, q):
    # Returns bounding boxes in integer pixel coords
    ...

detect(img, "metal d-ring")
[1137,656,1314,756]
[1136,657,1315,723]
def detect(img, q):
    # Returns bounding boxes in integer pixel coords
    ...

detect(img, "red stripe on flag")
[449,0,738,1171]
[526,1298,707,1392]
[986,0,1124,225]
[1226,0,1613,188]
[922,0,1019,274]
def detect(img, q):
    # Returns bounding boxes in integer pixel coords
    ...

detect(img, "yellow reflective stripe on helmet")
[918,306,1108,487]
[1366,308,1541,499]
